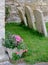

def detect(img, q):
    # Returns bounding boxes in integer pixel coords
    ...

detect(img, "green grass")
[5,23,48,64]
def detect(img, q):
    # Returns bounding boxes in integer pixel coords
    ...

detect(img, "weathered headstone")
[17,7,27,26]
[33,9,48,37]
[25,6,36,30]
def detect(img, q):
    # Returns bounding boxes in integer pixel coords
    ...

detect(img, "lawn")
[5,23,48,64]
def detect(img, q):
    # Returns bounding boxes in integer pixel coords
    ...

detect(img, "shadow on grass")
[5,23,44,37]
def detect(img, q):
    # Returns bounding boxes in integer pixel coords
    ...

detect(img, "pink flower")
[23,49,28,52]
[14,35,23,42]
[16,52,19,55]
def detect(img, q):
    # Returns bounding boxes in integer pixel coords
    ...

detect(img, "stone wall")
[5,0,21,22]
[0,0,5,39]
[5,0,48,22]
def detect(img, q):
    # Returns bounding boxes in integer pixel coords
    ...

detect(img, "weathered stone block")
[0,47,9,62]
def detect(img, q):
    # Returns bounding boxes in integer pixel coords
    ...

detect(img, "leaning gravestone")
[25,6,36,30]
[17,7,27,26]
[33,9,48,37]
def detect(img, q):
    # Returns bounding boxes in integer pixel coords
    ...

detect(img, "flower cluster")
[12,49,28,60]
[14,35,23,43]
[12,35,23,46]
[5,32,28,60]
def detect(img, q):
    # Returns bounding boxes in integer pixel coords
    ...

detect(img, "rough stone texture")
[6,48,18,59]
[6,48,25,59]
[5,0,21,22]
[33,9,48,37]
[0,0,5,39]
[34,62,48,65]
[25,6,36,29]
[5,0,48,23]
[0,61,13,65]
[0,47,9,62]
[0,28,5,40]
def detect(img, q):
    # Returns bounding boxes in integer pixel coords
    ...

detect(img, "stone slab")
[0,0,5,39]
[0,61,13,65]
[17,7,27,26]
[25,6,36,30]
[6,48,18,59]
[0,47,9,62]
[33,9,48,37]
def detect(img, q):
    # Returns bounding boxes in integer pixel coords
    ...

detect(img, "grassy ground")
[5,23,48,64]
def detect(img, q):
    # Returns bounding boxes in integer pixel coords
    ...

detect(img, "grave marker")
[17,7,27,26]
[25,6,36,30]
[33,9,48,37]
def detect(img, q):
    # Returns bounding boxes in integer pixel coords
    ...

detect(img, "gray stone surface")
[0,61,13,65]
[6,48,18,59]
[17,63,26,65]
[0,0,5,39]
[0,47,9,62]
[0,28,5,40]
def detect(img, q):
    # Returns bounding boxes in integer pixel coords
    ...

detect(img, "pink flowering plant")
[12,35,23,47]
[14,35,23,43]
[12,49,28,60]
[5,32,28,60]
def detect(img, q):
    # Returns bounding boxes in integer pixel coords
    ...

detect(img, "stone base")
[0,55,9,62]
[0,47,9,62]
[0,61,13,65]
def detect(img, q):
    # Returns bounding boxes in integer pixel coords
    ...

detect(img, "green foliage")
[17,42,27,50]
[12,53,20,60]
[5,23,48,64]
[5,31,27,50]
[4,32,16,49]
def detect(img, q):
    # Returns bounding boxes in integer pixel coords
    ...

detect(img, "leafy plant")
[17,42,27,50]
[12,53,20,60]
[4,31,28,60]
[4,32,16,49]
